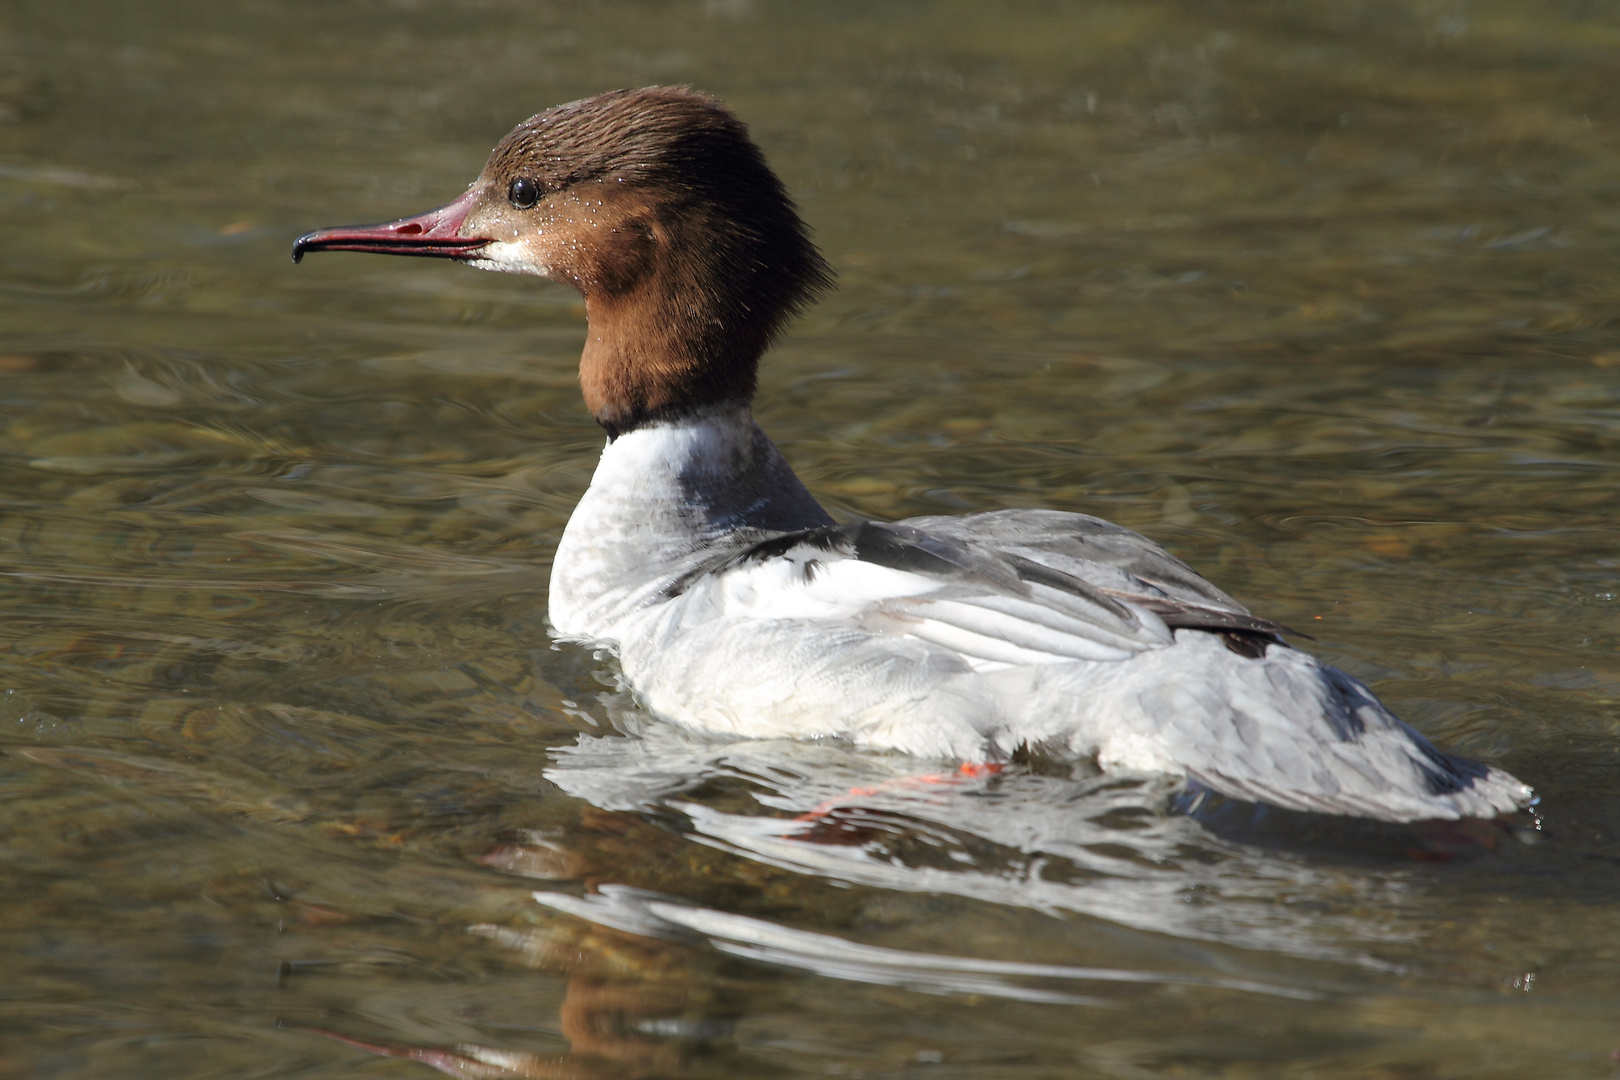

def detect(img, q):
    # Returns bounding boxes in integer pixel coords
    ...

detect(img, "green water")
[3,1,1619,1076]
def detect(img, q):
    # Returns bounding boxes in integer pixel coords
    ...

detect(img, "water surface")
[3,1,1619,1077]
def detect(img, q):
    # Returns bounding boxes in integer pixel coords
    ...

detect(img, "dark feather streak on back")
[661,522,849,598]
[662,520,997,599]
[1113,595,1307,657]
[1003,553,1133,621]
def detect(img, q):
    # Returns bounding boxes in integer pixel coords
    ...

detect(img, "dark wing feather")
[667,519,1024,599]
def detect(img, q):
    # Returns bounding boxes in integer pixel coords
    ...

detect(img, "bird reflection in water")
[542,718,1537,962]
[308,809,761,1078]
[302,723,1537,1077]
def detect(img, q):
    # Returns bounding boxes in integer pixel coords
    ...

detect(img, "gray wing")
[891,509,1298,656]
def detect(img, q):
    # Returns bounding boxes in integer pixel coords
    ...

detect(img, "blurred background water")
[2,1,1619,1076]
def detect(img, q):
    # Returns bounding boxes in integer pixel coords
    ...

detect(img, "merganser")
[294,87,1532,823]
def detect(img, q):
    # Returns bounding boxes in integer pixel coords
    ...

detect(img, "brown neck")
[578,289,760,436]
[574,208,768,437]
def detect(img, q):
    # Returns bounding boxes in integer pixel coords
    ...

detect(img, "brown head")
[293,87,833,435]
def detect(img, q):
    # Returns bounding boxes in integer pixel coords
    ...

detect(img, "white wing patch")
[682,544,1172,672]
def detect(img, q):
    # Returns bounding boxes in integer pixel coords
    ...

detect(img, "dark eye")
[508,177,540,209]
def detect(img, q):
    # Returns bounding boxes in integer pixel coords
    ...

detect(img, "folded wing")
[669,510,1291,671]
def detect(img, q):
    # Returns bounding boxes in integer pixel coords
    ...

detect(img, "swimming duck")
[294,87,1531,822]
